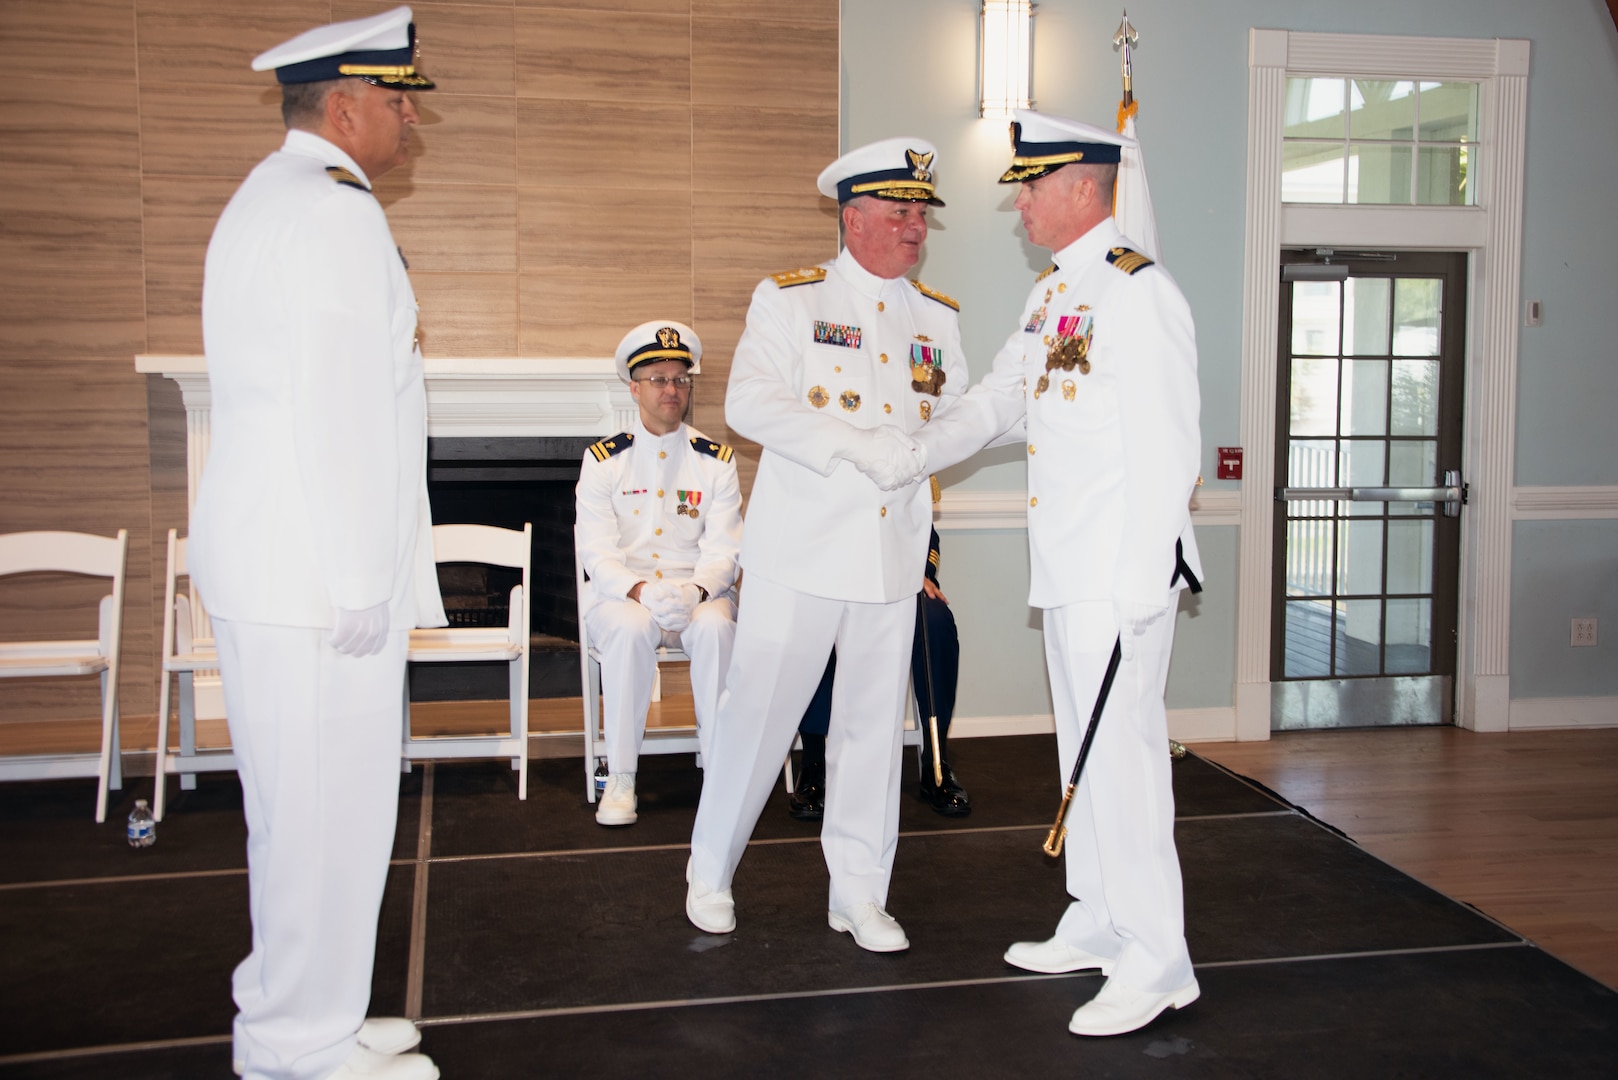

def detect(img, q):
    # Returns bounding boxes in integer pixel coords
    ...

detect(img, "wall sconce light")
[980,1,1034,119]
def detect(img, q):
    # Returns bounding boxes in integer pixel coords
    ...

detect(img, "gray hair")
[281,77,351,129]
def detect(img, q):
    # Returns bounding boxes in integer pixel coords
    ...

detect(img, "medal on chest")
[676,490,702,518]
[910,340,946,396]
[1046,312,1094,377]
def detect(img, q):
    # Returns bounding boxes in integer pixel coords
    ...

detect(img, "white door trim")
[1237,30,1531,738]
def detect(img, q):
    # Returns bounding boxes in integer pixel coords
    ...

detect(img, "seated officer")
[790,523,970,820]
[575,321,743,826]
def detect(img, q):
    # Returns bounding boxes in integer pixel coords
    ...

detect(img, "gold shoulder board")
[691,437,734,464]
[770,266,827,289]
[911,279,960,311]
[1036,264,1057,282]
[325,166,370,192]
[1106,247,1155,276]
[588,432,634,461]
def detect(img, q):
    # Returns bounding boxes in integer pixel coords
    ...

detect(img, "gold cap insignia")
[907,148,935,183]
[656,326,681,349]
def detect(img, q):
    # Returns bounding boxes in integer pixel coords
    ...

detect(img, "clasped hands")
[843,426,928,491]
[638,580,704,632]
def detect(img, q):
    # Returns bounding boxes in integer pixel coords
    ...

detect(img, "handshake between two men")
[838,425,930,492]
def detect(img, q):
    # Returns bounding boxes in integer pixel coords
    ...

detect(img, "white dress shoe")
[1003,936,1115,975]
[595,772,638,826]
[1068,975,1200,1037]
[234,1018,422,1075]
[325,1045,439,1079]
[828,903,910,953]
[685,856,735,933]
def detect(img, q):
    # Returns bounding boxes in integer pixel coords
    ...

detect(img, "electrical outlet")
[1571,618,1598,647]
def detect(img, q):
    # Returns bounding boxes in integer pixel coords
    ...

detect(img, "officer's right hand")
[329,602,390,657]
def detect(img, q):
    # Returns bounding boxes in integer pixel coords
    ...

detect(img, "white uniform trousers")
[1043,602,1193,994]
[583,594,737,772]
[215,618,406,1080]
[690,573,915,912]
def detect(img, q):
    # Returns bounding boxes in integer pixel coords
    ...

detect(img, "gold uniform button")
[654,528,662,535]
[877,301,886,312]
[1030,497,1038,507]
[657,489,664,497]
[1057,283,1067,293]
[880,353,889,363]
[1029,445,1036,455]
[880,507,888,517]
[655,570,663,579]
[633,509,639,515]
[835,365,842,373]
[883,403,892,414]
[658,451,667,459]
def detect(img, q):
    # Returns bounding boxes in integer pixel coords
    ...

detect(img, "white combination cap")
[816,137,945,207]
[252,5,433,89]
[615,321,702,383]
[1000,110,1135,183]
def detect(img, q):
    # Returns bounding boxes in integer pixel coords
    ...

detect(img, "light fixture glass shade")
[980,0,1033,119]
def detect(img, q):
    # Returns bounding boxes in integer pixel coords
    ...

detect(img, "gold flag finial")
[1112,11,1139,104]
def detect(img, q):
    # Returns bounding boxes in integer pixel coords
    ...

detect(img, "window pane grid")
[1282,77,1478,205]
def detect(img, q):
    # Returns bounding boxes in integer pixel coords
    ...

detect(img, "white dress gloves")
[329,602,390,657]
[640,581,704,633]
[844,426,928,492]
[1114,599,1169,662]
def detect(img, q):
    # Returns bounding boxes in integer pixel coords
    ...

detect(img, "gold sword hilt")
[1042,783,1076,857]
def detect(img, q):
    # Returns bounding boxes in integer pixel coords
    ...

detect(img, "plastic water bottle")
[593,760,609,798]
[127,799,156,848]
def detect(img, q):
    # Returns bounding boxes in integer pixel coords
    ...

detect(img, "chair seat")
[0,641,109,678]
[408,628,521,664]
[162,649,217,673]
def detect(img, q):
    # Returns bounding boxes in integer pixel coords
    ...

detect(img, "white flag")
[1113,101,1162,265]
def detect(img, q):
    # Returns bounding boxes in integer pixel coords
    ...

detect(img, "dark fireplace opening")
[413,436,596,702]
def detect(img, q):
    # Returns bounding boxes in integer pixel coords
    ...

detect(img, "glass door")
[1271,251,1466,729]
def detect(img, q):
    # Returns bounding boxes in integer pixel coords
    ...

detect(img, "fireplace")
[136,354,637,711]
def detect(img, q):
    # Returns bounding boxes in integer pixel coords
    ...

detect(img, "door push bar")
[1276,470,1467,517]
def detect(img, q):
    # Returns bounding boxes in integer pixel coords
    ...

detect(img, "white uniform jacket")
[916,217,1203,610]
[190,130,446,632]
[728,248,967,604]
[575,419,743,605]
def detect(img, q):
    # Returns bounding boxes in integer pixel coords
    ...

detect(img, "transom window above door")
[1282,78,1478,206]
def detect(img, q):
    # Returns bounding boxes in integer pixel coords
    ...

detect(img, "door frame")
[1234,29,1530,738]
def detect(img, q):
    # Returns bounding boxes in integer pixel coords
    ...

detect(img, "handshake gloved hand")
[842,426,928,492]
[639,581,704,633]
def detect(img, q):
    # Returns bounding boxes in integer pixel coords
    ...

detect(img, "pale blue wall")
[843,0,1618,716]
[1510,521,1618,698]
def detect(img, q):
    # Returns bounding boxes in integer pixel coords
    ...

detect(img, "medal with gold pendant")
[676,489,701,518]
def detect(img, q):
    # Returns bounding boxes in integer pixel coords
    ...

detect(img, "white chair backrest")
[0,530,126,578]
[432,523,530,570]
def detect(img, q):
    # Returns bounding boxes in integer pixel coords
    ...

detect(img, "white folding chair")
[575,550,698,802]
[0,529,129,822]
[405,523,532,799]
[152,529,231,821]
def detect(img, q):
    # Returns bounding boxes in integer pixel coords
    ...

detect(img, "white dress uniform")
[189,125,445,1080]
[689,245,967,914]
[917,213,1203,994]
[575,418,742,771]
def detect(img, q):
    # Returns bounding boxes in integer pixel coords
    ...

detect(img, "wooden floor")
[1198,726,1618,991]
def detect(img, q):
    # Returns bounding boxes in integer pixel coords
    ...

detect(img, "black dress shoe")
[789,761,825,821]
[917,761,971,817]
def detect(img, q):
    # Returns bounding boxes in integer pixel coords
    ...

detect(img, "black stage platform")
[2,736,1614,1077]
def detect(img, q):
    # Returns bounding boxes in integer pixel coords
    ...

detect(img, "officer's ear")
[323,82,362,138]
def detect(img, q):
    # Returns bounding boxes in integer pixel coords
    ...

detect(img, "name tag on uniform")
[814,321,863,348]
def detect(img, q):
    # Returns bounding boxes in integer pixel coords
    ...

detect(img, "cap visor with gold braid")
[998,109,1134,183]
[252,5,435,90]
[817,137,946,208]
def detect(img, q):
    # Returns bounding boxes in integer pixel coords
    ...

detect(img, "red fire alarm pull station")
[1217,447,1243,480]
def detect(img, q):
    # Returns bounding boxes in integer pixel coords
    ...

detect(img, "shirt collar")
[834,247,906,300]
[631,416,687,446]
[281,129,371,189]
[1050,216,1123,275]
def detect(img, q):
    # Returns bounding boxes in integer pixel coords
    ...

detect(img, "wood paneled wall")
[0,0,839,729]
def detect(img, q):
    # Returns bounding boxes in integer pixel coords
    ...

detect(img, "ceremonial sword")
[916,591,944,787]
[1042,636,1123,858]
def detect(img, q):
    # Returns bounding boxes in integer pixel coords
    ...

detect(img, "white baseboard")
[1508,695,1618,730]
[949,707,1237,743]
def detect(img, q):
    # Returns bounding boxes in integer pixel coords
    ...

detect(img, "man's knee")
[592,600,661,652]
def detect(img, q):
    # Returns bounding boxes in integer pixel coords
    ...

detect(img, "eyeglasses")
[636,375,694,390]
